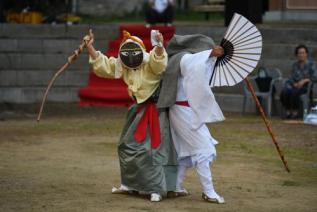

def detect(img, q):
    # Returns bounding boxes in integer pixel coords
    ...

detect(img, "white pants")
[176,153,220,198]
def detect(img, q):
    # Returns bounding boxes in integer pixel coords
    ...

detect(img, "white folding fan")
[209,13,263,87]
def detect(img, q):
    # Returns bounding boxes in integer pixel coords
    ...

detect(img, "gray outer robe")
[119,104,177,194]
[157,34,216,108]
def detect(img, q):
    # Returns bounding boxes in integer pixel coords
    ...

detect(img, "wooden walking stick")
[244,77,290,172]
[37,33,92,122]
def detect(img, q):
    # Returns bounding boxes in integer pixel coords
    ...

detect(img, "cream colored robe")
[89,47,167,104]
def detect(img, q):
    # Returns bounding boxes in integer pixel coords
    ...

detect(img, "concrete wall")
[0,23,317,113]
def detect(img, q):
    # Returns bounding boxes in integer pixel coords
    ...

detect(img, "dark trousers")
[145,5,174,25]
[280,86,307,110]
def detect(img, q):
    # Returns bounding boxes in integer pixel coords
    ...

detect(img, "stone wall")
[78,0,144,16]
[0,23,118,104]
[0,23,316,113]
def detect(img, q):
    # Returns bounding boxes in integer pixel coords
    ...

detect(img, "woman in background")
[280,44,317,119]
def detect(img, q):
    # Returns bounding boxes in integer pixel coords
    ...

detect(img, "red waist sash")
[175,101,190,107]
[134,102,160,149]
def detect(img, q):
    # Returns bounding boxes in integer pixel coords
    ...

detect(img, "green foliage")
[80,9,224,24]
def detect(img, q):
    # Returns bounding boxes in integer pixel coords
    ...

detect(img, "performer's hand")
[210,46,224,57]
[156,32,164,44]
[85,29,97,60]
[84,29,94,47]
[155,32,164,56]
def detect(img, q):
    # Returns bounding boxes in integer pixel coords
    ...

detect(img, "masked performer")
[156,34,225,203]
[86,30,177,202]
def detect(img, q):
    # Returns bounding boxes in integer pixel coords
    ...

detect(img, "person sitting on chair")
[280,44,317,119]
[145,0,174,27]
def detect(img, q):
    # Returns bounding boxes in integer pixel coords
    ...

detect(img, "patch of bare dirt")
[0,110,316,212]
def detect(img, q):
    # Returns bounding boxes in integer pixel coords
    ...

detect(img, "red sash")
[134,102,160,149]
[175,101,190,107]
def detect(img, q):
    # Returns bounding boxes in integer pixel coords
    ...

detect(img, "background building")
[264,0,317,22]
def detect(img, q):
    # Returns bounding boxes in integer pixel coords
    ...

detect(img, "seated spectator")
[280,44,317,119]
[0,0,11,22]
[145,0,174,27]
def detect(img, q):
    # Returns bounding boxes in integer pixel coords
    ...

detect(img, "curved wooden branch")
[37,37,90,122]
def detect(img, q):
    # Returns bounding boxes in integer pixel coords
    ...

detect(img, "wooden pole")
[245,77,290,172]
[37,36,90,122]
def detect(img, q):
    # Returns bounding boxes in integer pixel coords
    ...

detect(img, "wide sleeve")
[148,47,168,75]
[180,50,225,130]
[89,51,118,78]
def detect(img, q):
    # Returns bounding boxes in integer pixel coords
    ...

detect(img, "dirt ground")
[0,106,316,212]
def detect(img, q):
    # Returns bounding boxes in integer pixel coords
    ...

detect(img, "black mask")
[119,42,144,69]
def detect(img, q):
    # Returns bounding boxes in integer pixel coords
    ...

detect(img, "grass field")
[0,107,316,212]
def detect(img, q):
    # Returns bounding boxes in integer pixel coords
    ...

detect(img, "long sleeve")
[89,51,118,78]
[289,60,317,84]
[148,47,168,75]
[288,63,300,84]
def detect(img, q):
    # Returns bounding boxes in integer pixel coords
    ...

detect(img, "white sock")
[176,165,187,191]
[196,159,220,199]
